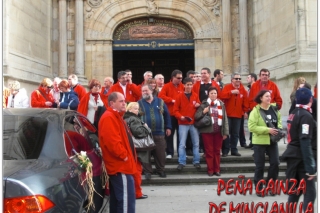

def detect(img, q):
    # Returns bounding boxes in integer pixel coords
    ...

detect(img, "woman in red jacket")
[78,79,105,127]
[30,78,55,108]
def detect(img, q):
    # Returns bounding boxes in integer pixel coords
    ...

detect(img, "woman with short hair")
[54,79,79,110]
[195,86,229,177]
[123,102,150,199]
[7,80,29,108]
[31,78,55,108]
[248,90,282,196]
[77,79,104,126]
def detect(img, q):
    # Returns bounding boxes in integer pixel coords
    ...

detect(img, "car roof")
[3,108,76,117]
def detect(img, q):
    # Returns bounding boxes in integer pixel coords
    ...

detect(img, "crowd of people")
[3,68,317,213]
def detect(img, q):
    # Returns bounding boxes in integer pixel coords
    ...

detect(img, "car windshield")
[3,115,48,160]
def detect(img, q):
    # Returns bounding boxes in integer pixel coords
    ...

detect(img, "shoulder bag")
[132,133,156,151]
[259,107,285,144]
[194,112,212,128]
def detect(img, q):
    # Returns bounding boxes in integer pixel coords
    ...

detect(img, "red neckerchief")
[91,93,99,104]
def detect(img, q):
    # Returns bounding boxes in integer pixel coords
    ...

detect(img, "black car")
[3,108,107,213]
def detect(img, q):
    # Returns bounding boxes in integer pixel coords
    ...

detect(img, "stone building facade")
[3,0,317,114]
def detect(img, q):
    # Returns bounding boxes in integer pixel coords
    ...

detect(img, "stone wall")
[248,0,317,114]
[3,0,53,90]
[3,0,316,113]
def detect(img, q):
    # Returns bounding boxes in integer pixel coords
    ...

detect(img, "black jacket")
[123,111,151,138]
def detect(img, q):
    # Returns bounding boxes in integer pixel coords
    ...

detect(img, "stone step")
[141,172,286,186]
[158,162,287,174]
[159,155,281,165]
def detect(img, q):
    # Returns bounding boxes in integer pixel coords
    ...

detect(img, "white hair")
[143,71,153,77]
[154,74,164,80]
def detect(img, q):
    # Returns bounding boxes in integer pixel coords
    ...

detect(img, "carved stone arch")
[85,0,221,82]
[86,0,220,40]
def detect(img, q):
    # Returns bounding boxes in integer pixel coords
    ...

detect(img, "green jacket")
[194,99,229,136]
[248,104,282,145]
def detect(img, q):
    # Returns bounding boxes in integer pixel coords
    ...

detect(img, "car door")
[63,114,104,212]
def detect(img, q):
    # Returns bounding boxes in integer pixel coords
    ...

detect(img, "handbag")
[132,133,156,151]
[259,108,285,144]
[194,112,212,128]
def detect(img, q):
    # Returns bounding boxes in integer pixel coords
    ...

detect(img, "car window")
[76,116,99,149]
[63,116,94,157]
[3,115,48,160]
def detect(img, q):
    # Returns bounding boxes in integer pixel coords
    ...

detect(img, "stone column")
[222,0,232,74]
[59,0,67,78]
[75,0,85,77]
[239,0,249,74]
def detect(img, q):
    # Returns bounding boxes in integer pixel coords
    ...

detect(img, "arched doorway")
[112,17,195,83]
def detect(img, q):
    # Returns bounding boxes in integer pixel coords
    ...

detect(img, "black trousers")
[239,116,246,146]
[165,116,179,156]
[253,143,279,189]
[286,158,316,212]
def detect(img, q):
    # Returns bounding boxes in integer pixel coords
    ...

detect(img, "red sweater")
[248,80,283,110]
[73,84,87,102]
[192,80,221,100]
[173,92,200,125]
[107,82,141,103]
[158,82,184,115]
[98,107,137,175]
[31,86,54,108]
[220,83,249,118]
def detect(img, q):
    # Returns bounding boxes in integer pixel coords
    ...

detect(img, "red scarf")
[91,93,99,104]
[295,104,312,113]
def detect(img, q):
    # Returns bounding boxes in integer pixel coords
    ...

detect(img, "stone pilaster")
[239,0,249,74]
[59,0,67,78]
[75,0,85,80]
[222,0,232,74]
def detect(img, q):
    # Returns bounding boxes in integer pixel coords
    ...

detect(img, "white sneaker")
[166,155,172,159]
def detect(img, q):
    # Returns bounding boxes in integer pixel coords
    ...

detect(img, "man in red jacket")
[107,71,141,103]
[248,68,283,110]
[192,67,221,102]
[100,76,114,106]
[68,74,87,102]
[98,92,137,213]
[220,73,249,157]
[173,77,201,171]
[159,69,184,158]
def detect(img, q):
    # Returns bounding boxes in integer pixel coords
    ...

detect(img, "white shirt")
[87,94,104,123]
[119,83,127,98]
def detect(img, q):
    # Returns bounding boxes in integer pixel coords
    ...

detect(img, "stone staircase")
[142,149,288,186]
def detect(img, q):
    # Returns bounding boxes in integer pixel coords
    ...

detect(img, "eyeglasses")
[233,78,241,81]
[93,85,101,88]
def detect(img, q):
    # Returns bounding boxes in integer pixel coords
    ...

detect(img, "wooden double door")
[113,49,195,84]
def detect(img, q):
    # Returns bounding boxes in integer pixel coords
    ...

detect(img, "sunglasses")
[175,77,183,80]
[233,78,241,80]
[47,86,53,89]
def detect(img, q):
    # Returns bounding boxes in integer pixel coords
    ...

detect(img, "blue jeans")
[222,117,241,154]
[178,125,200,165]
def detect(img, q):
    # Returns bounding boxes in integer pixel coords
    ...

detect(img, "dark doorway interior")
[113,50,194,84]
